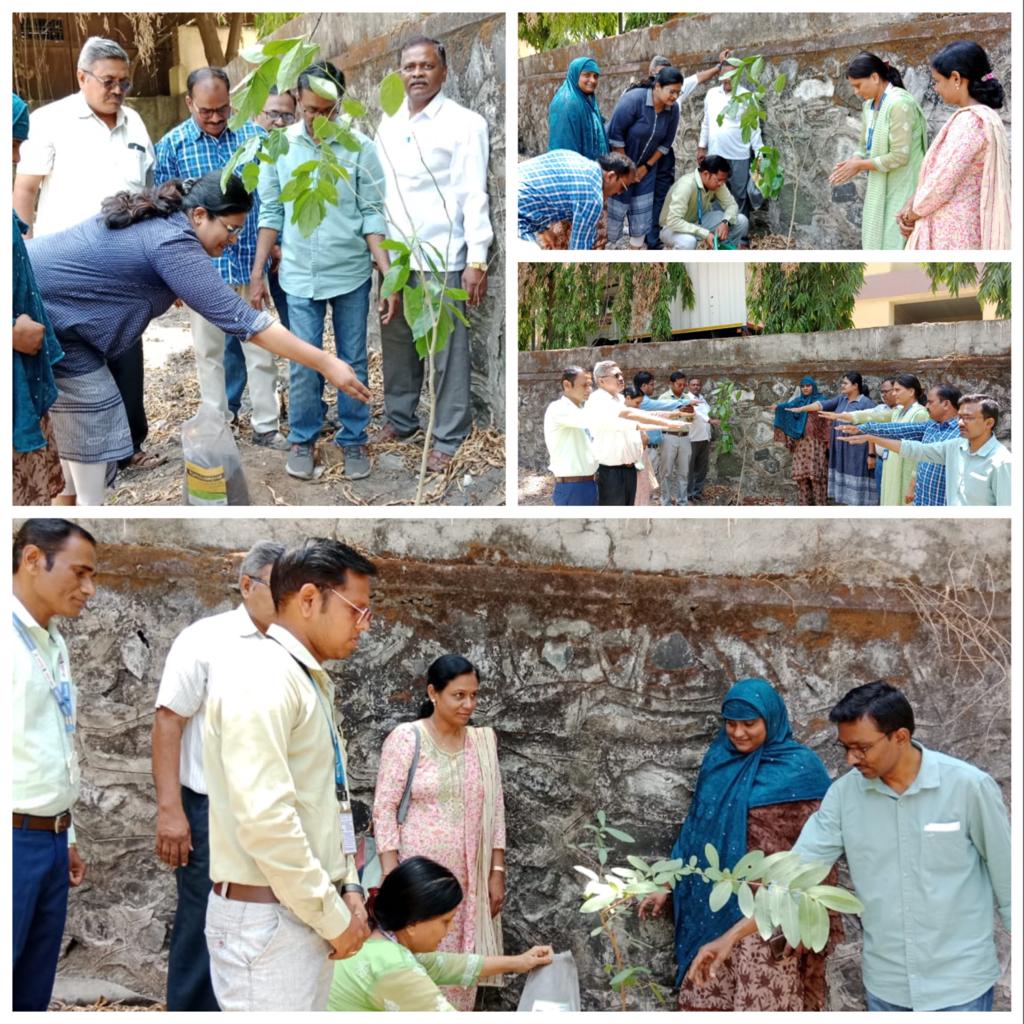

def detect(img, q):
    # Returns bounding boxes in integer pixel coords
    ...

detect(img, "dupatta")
[469,725,505,986]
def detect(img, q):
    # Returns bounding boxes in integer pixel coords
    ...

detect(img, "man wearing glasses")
[14,36,156,471]
[203,539,376,1010]
[155,68,288,452]
[150,541,284,1010]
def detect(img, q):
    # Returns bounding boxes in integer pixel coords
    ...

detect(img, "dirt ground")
[107,310,505,507]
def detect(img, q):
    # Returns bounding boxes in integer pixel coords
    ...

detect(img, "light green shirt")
[12,596,79,843]
[793,743,1011,1010]
[898,435,1012,506]
[658,168,739,239]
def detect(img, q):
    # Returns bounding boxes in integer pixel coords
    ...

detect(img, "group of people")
[543,362,715,506]
[13,33,493,506]
[775,373,1010,506]
[518,39,1009,251]
[13,521,1010,1012]
[13,521,549,1012]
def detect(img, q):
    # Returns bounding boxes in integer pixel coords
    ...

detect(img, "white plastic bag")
[516,951,580,1012]
[182,403,250,505]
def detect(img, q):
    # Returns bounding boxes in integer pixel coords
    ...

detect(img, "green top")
[327,937,484,1011]
[849,403,929,505]
[658,168,739,240]
[793,743,1011,1011]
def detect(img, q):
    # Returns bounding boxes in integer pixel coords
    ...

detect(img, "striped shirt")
[154,118,264,286]
[853,416,959,506]
[518,149,604,250]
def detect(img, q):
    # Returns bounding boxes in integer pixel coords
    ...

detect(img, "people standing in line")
[657,372,698,506]
[866,378,897,502]
[202,538,376,1010]
[623,386,658,505]
[684,376,713,502]
[155,67,287,450]
[252,61,394,483]
[899,41,1010,249]
[373,35,494,475]
[14,37,158,471]
[659,155,748,250]
[12,519,97,1010]
[151,541,284,1011]
[772,376,831,506]
[543,366,599,506]
[634,370,693,500]
[373,655,506,1011]
[828,52,927,250]
[547,56,609,160]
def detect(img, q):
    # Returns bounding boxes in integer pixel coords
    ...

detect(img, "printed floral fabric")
[12,413,64,505]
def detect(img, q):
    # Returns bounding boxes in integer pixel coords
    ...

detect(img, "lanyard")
[866,86,889,155]
[13,614,75,734]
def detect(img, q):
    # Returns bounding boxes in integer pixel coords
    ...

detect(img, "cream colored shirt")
[544,395,599,476]
[12,595,80,842]
[203,623,359,940]
[585,388,643,467]
[18,91,155,236]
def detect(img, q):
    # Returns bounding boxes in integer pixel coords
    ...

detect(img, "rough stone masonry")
[43,518,1010,1010]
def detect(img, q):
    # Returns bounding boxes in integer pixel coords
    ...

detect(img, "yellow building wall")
[168,25,259,96]
[852,263,990,328]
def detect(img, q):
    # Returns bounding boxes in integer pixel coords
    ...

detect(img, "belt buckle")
[54,811,68,834]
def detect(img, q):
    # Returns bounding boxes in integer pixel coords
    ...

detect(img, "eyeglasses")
[330,588,372,626]
[836,734,891,760]
[194,103,231,119]
[261,110,297,124]
[247,576,271,588]
[215,216,244,238]
[81,69,133,94]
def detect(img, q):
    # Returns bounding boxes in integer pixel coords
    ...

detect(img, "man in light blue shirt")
[252,61,396,482]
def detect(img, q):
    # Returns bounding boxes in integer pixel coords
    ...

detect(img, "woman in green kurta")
[821,373,929,505]
[328,857,552,1011]
[828,52,927,250]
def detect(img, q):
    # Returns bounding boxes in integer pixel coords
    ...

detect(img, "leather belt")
[554,475,596,483]
[13,811,72,833]
[212,881,278,904]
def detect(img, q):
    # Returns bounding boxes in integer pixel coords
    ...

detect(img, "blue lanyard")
[13,614,75,733]
[866,89,888,154]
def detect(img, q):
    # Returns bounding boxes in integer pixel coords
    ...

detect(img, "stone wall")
[518,12,1012,248]
[224,11,507,427]
[45,518,1011,1010]
[518,320,1011,503]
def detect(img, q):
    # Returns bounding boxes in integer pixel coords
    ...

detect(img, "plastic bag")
[182,403,250,505]
[516,951,580,1012]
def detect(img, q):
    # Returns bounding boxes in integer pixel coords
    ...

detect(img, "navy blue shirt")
[26,212,272,376]
[606,87,680,195]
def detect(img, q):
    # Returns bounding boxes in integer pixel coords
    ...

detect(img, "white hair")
[78,36,130,70]
[592,360,619,384]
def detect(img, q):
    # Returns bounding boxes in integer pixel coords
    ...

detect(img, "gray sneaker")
[286,443,315,480]
[343,445,371,480]
[253,430,290,451]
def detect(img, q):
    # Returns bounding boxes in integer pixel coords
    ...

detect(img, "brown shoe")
[426,449,453,474]
[369,422,417,444]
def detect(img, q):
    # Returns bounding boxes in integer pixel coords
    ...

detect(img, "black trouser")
[597,463,637,506]
[688,440,711,499]
[646,149,676,249]
[109,337,147,465]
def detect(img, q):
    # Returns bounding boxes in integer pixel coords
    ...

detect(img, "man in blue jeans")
[251,62,397,481]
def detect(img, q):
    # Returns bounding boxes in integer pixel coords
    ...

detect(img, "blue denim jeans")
[225,271,290,415]
[553,480,598,505]
[865,987,994,1012]
[285,279,371,447]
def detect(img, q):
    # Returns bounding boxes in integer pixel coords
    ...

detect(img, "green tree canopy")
[747,263,866,334]
[518,13,677,52]
[922,262,1010,319]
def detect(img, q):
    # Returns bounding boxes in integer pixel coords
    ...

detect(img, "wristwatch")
[341,883,365,897]
[467,262,488,272]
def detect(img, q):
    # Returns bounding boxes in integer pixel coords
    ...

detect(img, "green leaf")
[229,57,281,130]
[597,848,607,865]
[334,126,362,152]
[759,850,801,884]
[444,286,470,301]
[596,810,606,826]
[768,882,786,927]
[277,41,318,94]
[574,865,598,881]
[379,261,410,300]
[773,73,787,94]
[809,899,830,952]
[780,892,801,947]
[240,45,265,64]
[804,885,865,914]
[737,881,755,918]
[731,849,766,880]
[293,191,325,238]
[343,96,367,118]
[266,127,291,161]
[609,867,637,879]
[650,858,682,874]
[379,239,409,253]
[279,174,312,203]
[609,967,637,989]
[603,827,635,844]
[708,879,733,913]
[726,57,743,67]
[787,862,833,891]
[312,116,339,142]
[241,161,261,193]
[316,176,339,205]
[579,893,613,913]
[753,883,773,940]
[704,844,719,870]
[261,37,306,58]
[308,75,339,102]
[751,56,765,81]
[626,855,650,872]
[590,924,605,937]
[447,303,471,328]
[380,72,406,117]
[414,336,428,357]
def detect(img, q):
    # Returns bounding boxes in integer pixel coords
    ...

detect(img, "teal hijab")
[774,375,823,439]
[547,56,609,160]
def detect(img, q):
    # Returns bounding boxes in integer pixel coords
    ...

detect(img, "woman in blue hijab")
[639,678,838,1011]
[12,92,66,504]
[547,56,609,160]
[773,376,832,505]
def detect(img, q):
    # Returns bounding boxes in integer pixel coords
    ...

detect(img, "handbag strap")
[396,723,421,825]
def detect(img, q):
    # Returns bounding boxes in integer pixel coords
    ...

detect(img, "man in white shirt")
[151,540,284,1011]
[685,376,714,501]
[14,36,157,470]
[373,35,494,474]
[543,366,599,505]
[13,519,97,1010]
[658,372,702,505]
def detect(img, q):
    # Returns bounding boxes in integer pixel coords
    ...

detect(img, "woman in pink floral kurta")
[373,658,506,1012]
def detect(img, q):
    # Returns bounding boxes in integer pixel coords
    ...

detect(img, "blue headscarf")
[13,93,30,140]
[773,375,823,440]
[547,56,609,160]
[670,678,832,984]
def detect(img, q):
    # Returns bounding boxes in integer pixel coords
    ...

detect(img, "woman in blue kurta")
[605,67,684,248]
[547,56,609,160]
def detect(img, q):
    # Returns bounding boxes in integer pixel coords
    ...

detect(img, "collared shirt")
[699,85,764,160]
[12,595,79,843]
[154,118,264,286]
[793,743,1011,1010]
[18,91,155,237]
[853,417,960,506]
[683,393,712,442]
[544,395,598,477]
[204,623,359,940]
[518,149,604,250]
[641,394,691,447]
[155,604,261,795]
[898,434,1012,506]
[375,92,492,272]
[659,168,739,239]
[606,88,680,167]
[585,388,643,466]
[258,121,387,300]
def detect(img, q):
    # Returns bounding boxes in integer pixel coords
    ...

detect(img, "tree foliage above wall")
[923,262,1010,319]
[518,12,677,52]
[746,263,866,334]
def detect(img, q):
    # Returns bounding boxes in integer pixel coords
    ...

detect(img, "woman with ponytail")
[898,40,1009,249]
[24,171,370,505]
[829,52,927,249]
[372,655,506,1010]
